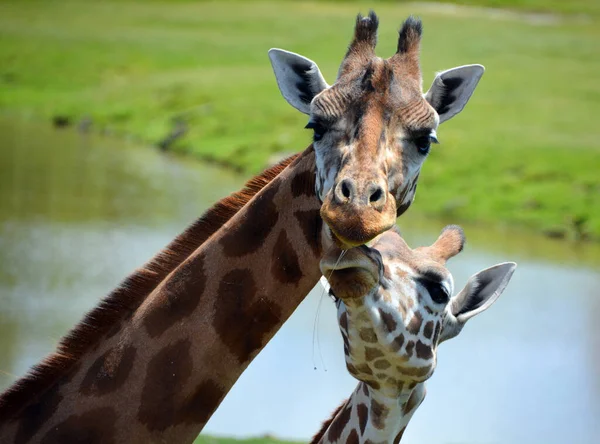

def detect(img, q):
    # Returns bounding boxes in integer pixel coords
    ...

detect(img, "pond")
[0,119,599,443]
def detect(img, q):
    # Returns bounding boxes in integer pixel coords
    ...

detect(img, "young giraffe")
[313,227,516,443]
[0,12,485,443]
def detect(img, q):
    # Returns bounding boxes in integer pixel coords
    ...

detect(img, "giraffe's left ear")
[451,262,516,322]
[425,65,485,124]
[268,49,329,114]
[440,262,516,342]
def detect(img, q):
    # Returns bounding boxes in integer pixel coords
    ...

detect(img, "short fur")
[0,153,300,420]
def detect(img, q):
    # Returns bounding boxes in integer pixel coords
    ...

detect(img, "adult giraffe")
[0,12,485,443]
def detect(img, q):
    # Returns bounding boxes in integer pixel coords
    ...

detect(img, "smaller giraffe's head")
[269,12,485,246]
[320,227,516,392]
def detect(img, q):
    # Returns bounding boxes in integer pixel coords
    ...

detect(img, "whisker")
[312,249,347,371]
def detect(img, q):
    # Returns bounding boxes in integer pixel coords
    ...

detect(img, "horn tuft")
[397,15,423,54]
[354,10,379,46]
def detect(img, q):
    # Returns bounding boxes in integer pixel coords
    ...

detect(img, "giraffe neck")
[0,148,325,443]
[315,381,426,444]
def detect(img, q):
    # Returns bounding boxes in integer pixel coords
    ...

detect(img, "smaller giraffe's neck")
[315,381,425,444]
[314,298,427,444]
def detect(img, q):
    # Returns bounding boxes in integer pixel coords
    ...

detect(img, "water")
[1,119,599,443]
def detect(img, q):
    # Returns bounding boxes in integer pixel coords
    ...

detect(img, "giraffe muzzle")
[320,189,397,247]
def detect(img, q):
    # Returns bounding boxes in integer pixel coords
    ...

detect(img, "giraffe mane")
[310,399,347,444]
[0,152,302,420]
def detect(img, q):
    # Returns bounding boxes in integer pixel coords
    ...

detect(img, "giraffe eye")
[305,121,327,142]
[415,136,431,155]
[414,132,439,155]
[420,279,450,304]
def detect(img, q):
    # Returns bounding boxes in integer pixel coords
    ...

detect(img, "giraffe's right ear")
[439,262,516,343]
[268,49,329,115]
[425,64,485,124]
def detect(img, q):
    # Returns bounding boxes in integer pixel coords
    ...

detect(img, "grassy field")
[195,435,299,444]
[0,0,598,240]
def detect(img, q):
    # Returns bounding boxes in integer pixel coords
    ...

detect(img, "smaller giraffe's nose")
[333,178,387,211]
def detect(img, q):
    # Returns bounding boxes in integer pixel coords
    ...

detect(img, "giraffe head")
[320,227,516,392]
[269,13,485,246]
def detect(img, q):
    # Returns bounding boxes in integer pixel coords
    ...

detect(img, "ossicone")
[397,15,423,55]
[353,10,379,47]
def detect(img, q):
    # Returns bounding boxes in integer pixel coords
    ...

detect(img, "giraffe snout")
[333,177,387,211]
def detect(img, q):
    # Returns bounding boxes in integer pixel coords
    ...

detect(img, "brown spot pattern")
[178,378,226,426]
[80,344,136,396]
[220,184,280,257]
[294,209,323,256]
[397,365,432,378]
[370,397,388,429]
[393,427,406,444]
[143,254,207,338]
[40,407,117,444]
[433,321,442,345]
[374,359,391,370]
[357,402,368,435]
[214,269,282,363]
[423,321,434,339]
[407,311,422,335]
[327,402,352,443]
[271,230,303,285]
[364,346,384,361]
[137,339,193,431]
[368,380,381,390]
[359,328,377,343]
[347,428,360,444]
[14,384,64,443]
[290,169,316,197]
[391,333,405,352]
[356,363,373,376]
[340,311,349,332]
[361,382,369,397]
[347,362,359,377]
[415,340,433,360]
[378,308,397,332]
[405,340,415,357]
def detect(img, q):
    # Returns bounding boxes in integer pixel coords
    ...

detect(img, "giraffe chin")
[320,196,397,248]
[320,245,382,302]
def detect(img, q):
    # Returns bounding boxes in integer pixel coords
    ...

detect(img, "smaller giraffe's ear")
[269,49,329,115]
[440,262,516,343]
[425,64,485,124]
[452,262,517,323]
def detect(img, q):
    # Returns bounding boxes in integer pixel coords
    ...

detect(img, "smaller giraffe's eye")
[305,120,327,142]
[420,279,450,304]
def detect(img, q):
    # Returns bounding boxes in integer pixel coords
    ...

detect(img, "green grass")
[0,0,599,240]
[195,435,300,444]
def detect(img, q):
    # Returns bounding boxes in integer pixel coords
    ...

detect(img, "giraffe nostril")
[341,181,351,199]
[335,178,356,204]
[369,187,383,203]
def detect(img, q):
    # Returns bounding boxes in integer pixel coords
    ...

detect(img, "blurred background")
[0,1,599,443]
